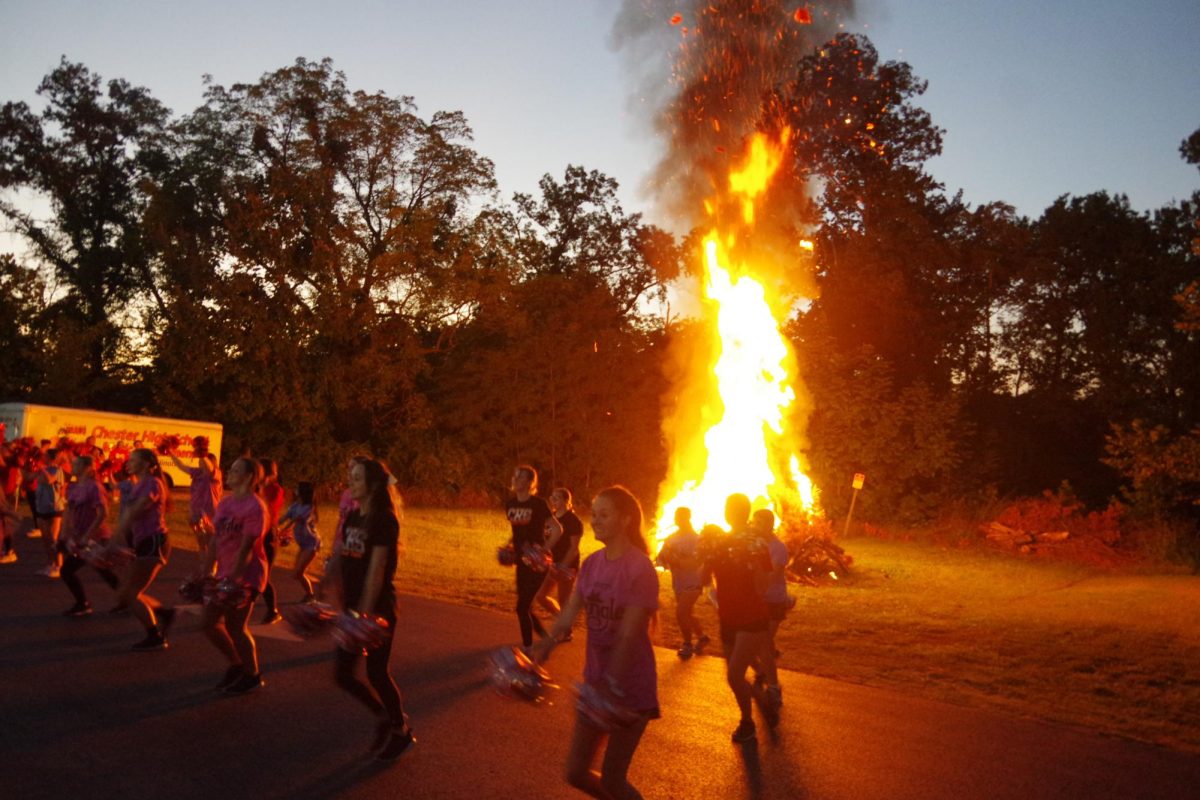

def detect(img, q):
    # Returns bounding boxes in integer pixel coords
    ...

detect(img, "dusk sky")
[1,0,1197,230]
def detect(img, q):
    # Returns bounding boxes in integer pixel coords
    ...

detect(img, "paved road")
[2,536,1198,800]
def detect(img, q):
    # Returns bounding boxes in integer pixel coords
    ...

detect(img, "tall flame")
[656,129,818,537]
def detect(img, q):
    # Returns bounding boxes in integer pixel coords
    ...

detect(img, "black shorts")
[719,619,769,652]
[134,534,171,564]
[37,510,63,519]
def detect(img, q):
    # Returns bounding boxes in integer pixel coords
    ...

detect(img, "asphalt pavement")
[1,534,1198,800]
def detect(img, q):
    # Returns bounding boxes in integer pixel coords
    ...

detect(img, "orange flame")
[656,129,818,540]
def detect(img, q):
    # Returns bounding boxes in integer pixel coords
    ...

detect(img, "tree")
[0,59,169,404]
[143,58,497,482]
[430,166,680,499]
[0,254,47,398]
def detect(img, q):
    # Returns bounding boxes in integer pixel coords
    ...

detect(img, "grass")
[164,497,1200,753]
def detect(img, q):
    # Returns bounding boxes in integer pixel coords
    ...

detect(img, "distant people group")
[2,433,797,790]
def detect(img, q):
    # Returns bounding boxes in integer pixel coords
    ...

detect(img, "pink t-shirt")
[67,481,110,541]
[575,546,660,714]
[186,458,222,519]
[127,475,168,544]
[212,493,269,592]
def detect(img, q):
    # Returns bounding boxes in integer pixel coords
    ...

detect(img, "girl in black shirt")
[327,457,413,762]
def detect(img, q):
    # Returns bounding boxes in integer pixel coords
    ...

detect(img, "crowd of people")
[2,436,796,793]
[502,465,795,798]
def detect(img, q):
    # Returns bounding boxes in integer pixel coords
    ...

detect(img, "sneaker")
[42,565,60,579]
[260,610,282,625]
[225,672,264,694]
[300,593,315,605]
[694,635,710,655]
[26,528,41,539]
[732,719,757,743]
[0,551,17,564]
[676,642,694,660]
[132,632,168,651]
[759,688,781,729]
[376,727,416,762]
[63,602,93,617]
[215,665,244,690]
[157,607,177,638]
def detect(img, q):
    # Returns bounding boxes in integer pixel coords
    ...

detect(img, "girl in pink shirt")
[198,457,270,693]
[166,436,222,554]
[109,448,177,651]
[59,455,120,615]
[534,485,659,799]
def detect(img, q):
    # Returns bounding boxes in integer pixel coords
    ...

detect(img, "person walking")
[59,455,120,616]
[109,449,177,651]
[198,457,270,694]
[505,465,552,649]
[534,485,660,799]
[327,457,414,762]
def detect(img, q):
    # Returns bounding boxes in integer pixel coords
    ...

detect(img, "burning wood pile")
[780,515,852,586]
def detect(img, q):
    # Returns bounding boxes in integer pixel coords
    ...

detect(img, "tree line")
[2,36,1197,528]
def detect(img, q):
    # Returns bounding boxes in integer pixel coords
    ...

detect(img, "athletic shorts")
[719,619,769,652]
[133,534,170,564]
[294,529,320,552]
[766,601,789,622]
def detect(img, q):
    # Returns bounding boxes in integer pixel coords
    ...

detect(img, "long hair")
[131,448,164,479]
[595,485,649,555]
[232,457,264,493]
[360,458,403,531]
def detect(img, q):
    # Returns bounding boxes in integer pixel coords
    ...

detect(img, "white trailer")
[0,403,223,488]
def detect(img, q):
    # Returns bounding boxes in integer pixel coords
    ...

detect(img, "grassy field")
[165,498,1200,754]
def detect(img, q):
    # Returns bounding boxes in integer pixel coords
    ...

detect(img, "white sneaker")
[26,529,42,539]
[0,551,17,564]
[38,564,60,578]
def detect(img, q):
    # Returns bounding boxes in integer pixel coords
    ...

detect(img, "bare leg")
[535,572,562,616]
[675,589,703,643]
[293,548,317,598]
[121,558,164,633]
[225,602,258,674]
[726,630,770,723]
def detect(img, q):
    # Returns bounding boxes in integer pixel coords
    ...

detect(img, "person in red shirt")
[703,493,775,744]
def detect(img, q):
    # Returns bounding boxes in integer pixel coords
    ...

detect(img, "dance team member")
[257,458,285,623]
[703,493,774,742]
[109,448,177,651]
[199,457,270,693]
[166,436,222,555]
[505,465,552,648]
[278,481,320,603]
[33,448,68,577]
[534,485,659,800]
[327,458,414,762]
[657,506,710,659]
[535,486,582,638]
[59,455,120,616]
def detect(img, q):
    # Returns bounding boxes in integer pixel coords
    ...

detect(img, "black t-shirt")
[550,510,583,569]
[339,508,399,620]
[505,495,551,550]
